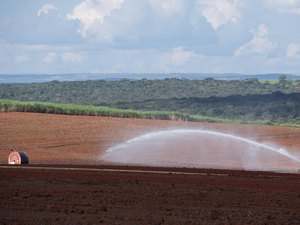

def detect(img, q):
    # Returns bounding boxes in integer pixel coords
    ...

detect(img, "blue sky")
[0,0,300,74]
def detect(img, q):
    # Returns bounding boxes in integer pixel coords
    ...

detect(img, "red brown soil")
[0,166,300,225]
[0,112,300,224]
[1,112,300,167]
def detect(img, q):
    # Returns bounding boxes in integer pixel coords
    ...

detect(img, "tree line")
[0,77,299,105]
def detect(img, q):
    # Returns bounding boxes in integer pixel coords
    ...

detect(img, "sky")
[0,0,300,75]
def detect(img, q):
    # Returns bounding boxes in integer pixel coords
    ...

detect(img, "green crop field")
[0,99,226,122]
[1,99,299,127]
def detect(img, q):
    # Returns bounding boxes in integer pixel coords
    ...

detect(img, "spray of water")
[102,129,300,171]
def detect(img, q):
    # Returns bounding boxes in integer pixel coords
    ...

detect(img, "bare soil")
[0,166,300,225]
[1,112,300,168]
[0,112,300,224]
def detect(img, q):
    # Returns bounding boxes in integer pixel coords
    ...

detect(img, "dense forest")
[112,92,300,124]
[1,77,300,125]
[0,77,299,105]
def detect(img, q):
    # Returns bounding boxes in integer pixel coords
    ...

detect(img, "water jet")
[101,129,300,172]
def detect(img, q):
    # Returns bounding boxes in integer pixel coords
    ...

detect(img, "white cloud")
[197,0,240,30]
[235,24,277,57]
[37,3,57,17]
[267,0,300,14]
[13,55,30,64]
[67,0,124,37]
[66,0,218,46]
[285,43,300,59]
[43,52,57,64]
[61,52,83,63]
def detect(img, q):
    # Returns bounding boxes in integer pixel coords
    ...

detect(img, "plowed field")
[0,112,300,169]
[0,112,300,224]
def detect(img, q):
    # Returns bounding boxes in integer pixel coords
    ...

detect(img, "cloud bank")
[0,0,300,74]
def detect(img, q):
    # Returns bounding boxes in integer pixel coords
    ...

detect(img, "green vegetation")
[1,76,299,127]
[259,80,279,84]
[0,99,231,123]
[0,77,299,105]
[113,92,300,125]
[0,99,299,127]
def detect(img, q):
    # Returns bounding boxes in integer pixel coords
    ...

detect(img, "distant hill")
[0,73,299,83]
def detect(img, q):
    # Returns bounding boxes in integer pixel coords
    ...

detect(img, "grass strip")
[0,99,299,128]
